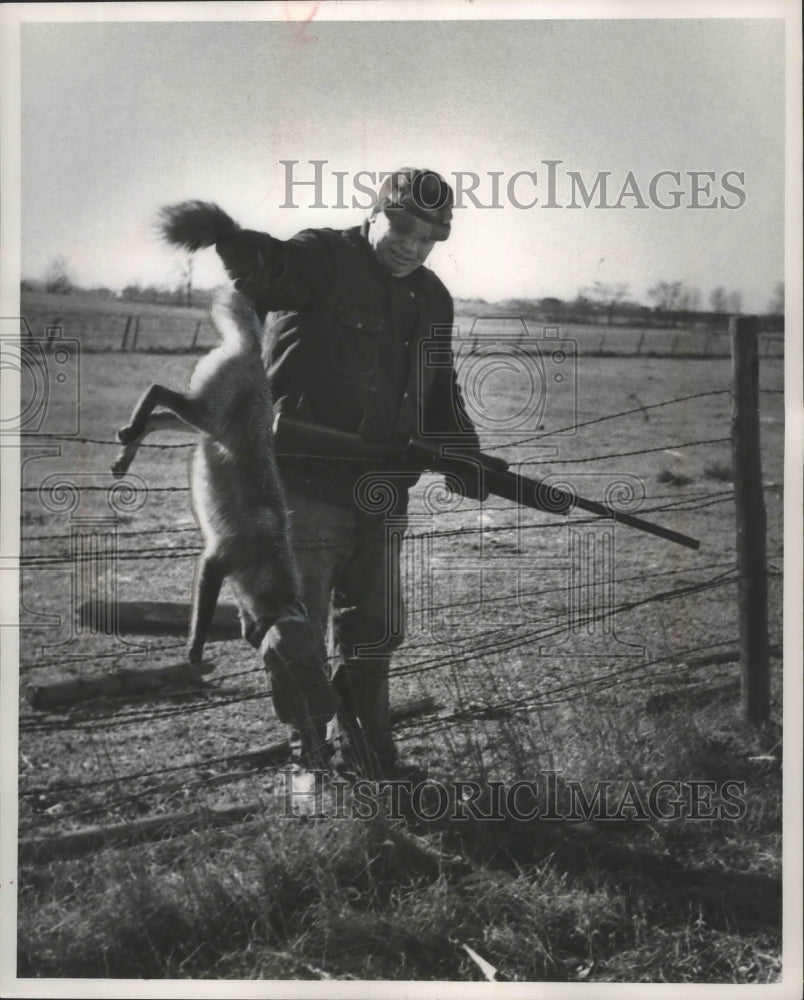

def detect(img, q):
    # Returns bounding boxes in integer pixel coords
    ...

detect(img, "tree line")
[23,256,785,328]
[463,280,784,330]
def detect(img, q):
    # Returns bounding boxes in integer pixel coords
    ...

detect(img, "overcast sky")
[16,9,787,311]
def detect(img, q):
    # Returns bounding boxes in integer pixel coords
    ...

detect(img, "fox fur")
[111,202,337,761]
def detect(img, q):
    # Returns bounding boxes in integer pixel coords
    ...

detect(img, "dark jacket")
[246,223,480,508]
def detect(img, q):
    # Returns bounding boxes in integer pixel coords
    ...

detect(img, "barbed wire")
[409,653,743,740]
[518,436,731,466]
[19,641,186,673]
[483,389,732,450]
[22,650,780,835]
[15,653,738,832]
[22,637,735,800]
[19,486,737,545]
[19,538,780,680]
[21,432,193,450]
[15,376,784,839]
[391,569,739,681]
[17,552,781,690]
[20,483,740,551]
[18,567,740,736]
[22,525,201,542]
[20,484,190,494]
[19,488,776,574]
[16,434,759,505]
[21,383,782,456]
[19,624,771,833]
[17,487,741,569]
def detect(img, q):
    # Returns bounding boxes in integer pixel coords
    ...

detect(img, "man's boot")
[332,657,398,776]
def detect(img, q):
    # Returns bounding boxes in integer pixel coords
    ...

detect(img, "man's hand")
[216,230,281,287]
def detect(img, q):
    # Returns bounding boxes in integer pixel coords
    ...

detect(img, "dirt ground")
[16,330,784,835]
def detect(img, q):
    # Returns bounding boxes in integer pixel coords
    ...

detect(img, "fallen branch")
[19,697,440,863]
[26,661,215,710]
[78,600,241,638]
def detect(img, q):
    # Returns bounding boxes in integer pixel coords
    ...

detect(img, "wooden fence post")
[190,319,203,350]
[121,316,132,351]
[131,315,141,351]
[730,315,770,723]
[45,318,62,354]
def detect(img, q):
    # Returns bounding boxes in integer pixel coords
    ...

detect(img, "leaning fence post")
[131,315,141,351]
[121,316,132,351]
[190,319,202,350]
[730,315,770,723]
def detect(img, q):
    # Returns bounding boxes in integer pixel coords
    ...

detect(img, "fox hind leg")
[187,555,225,664]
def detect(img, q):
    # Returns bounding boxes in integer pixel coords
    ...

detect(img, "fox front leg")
[111,410,196,477]
[117,384,210,445]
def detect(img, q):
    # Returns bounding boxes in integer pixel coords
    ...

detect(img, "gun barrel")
[571,494,700,549]
[407,440,700,550]
[273,417,701,551]
[481,465,700,550]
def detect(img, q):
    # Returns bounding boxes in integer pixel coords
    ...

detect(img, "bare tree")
[768,281,784,314]
[709,286,728,313]
[179,252,194,308]
[648,280,684,326]
[678,285,701,312]
[727,290,743,315]
[589,281,630,326]
[44,255,72,295]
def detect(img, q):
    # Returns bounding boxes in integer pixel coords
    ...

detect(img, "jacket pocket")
[335,302,385,334]
[326,302,385,379]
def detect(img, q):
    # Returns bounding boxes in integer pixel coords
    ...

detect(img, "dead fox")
[110,202,337,760]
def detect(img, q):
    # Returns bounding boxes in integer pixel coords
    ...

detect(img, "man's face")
[367,212,437,277]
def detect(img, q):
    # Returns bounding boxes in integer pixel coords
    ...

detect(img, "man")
[215,168,488,776]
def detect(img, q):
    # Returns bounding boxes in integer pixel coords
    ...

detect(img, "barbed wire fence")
[19,306,786,359]
[16,335,784,856]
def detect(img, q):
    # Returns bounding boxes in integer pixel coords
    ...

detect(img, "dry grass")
[18,688,783,982]
[704,461,734,483]
[657,467,695,487]
[14,295,785,983]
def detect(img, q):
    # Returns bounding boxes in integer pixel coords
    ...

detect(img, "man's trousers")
[261,488,408,769]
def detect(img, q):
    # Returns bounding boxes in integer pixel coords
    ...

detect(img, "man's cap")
[372,168,453,241]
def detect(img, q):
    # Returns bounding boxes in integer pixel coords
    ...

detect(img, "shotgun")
[273,415,701,551]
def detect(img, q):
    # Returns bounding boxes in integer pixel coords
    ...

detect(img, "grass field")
[19,289,219,353]
[12,293,785,983]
